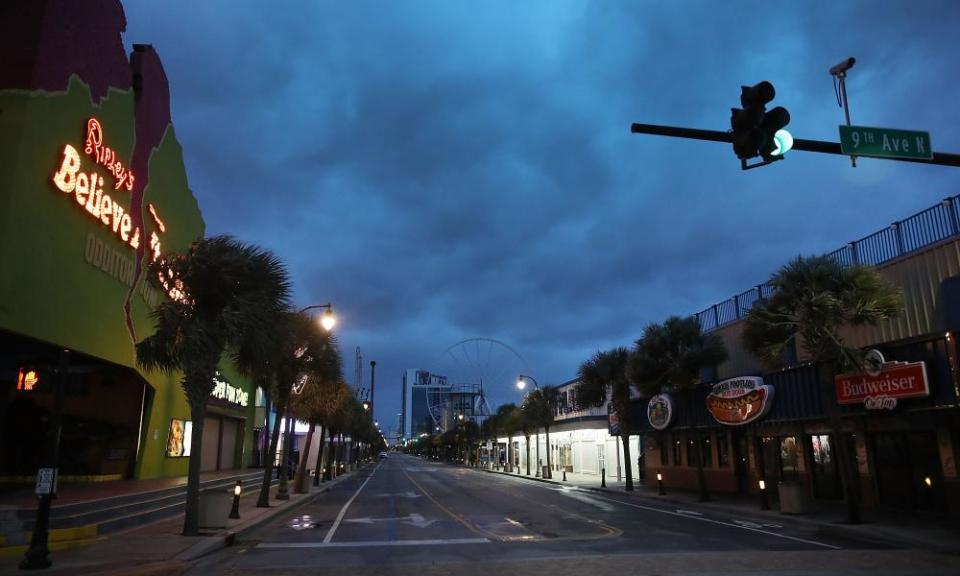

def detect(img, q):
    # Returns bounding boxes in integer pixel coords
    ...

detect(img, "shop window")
[673,436,682,466]
[780,436,800,480]
[716,433,729,468]
[659,436,668,466]
[702,435,713,468]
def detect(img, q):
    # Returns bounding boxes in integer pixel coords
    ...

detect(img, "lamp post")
[759,478,770,510]
[20,349,68,570]
[517,374,541,477]
[230,481,242,519]
[299,303,336,332]
[516,374,540,391]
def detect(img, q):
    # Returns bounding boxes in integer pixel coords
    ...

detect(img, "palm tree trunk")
[545,427,552,479]
[256,396,286,508]
[293,422,314,494]
[819,362,860,523]
[182,400,207,536]
[313,424,325,486]
[525,434,531,476]
[686,393,709,502]
[621,432,634,491]
[507,434,513,472]
[325,429,334,480]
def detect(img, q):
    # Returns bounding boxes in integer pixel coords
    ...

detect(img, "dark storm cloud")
[123,1,960,432]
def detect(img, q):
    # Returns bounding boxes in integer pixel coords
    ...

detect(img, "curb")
[175,464,370,562]
[479,466,960,554]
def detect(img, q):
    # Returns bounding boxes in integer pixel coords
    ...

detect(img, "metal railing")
[696,195,960,332]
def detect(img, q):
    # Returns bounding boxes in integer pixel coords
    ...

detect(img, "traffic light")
[730,81,792,167]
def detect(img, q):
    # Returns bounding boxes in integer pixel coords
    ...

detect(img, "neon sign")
[52,142,141,250]
[17,368,39,391]
[211,371,249,407]
[50,118,186,303]
[84,118,135,191]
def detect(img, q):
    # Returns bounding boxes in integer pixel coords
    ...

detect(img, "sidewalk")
[0,469,255,509]
[483,466,960,554]
[0,466,367,576]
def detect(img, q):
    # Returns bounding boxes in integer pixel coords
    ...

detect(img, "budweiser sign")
[834,360,929,409]
[706,376,775,426]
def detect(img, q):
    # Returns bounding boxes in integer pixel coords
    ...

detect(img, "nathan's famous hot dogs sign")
[834,350,929,411]
[705,377,774,426]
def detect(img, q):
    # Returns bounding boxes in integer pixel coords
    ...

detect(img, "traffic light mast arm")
[629,123,960,168]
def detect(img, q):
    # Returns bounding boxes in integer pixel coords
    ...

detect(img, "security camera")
[829,57,856,76]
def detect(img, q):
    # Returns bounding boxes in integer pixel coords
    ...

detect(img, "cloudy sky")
[123,1,960,435]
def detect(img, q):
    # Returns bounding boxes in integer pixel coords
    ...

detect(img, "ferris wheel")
[429,338,529,431]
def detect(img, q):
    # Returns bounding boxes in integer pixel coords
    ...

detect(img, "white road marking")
[675,509,704,516]
[374,491,420,499]
[257,538,490,549]
[588,493,840,550]
[733,519,763,529]
[322,462,380,544]
[342,513,436,528]
[555,488,615,512]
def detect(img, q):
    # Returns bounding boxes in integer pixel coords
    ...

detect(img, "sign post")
[839,125,933,160]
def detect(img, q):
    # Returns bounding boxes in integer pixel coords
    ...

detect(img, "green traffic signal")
[770,129,793,156]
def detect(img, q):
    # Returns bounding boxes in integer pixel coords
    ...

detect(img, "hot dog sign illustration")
[705,377,774,426]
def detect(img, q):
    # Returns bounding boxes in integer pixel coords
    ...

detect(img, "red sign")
[834,361,929,406]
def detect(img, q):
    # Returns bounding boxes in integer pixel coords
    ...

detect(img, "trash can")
[198,488,233,529]
[778,481,808,514]
[542,465,551,479]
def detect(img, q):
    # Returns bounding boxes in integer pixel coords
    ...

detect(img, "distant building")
[401,369,449,439]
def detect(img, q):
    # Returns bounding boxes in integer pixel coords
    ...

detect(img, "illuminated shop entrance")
[0,330,148,481]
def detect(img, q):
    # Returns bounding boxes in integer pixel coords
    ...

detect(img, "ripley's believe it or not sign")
[51,118,185,303]
[706,376,775,426]
[834,359,929,410]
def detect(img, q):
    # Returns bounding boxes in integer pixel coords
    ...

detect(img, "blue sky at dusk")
[123,1,960,435]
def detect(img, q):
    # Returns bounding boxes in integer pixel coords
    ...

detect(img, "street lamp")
[299,303,336,332]
[230,481,242,519]
[516,374,540,391]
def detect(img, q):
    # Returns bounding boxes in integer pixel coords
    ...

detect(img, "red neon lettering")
[148,203,166,233]
[83,118,134,192]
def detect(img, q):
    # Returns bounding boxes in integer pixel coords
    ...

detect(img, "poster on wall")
[166,419,193,457]
[705,376,775,426]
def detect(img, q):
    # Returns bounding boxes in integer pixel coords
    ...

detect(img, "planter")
[778,481,809,514]
[198,488,233,529]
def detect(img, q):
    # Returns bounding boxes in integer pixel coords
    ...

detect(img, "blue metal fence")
[696,195,960,332]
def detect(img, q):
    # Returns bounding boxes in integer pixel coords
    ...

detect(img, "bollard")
[601,467,606,488]
[759,479,770,510]
[657,471,665,495]
[563,469,567,481]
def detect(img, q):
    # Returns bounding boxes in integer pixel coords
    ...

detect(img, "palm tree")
[136,236,290,536]
[523,386,559,478]
[496,404,520,472]
[628,315,728,502]
[461,420,480,466]
[742,254,902,523]
[246,311,328,507]
[481,413,501,469]
[288,341,345,494]
[577,348,634,490]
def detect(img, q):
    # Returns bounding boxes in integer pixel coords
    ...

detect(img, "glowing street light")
[516,374,539,391]
[300,303,337,332]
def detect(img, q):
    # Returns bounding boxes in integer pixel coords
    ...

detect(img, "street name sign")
[839,125,932,160]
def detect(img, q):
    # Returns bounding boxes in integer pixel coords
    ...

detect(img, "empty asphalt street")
[187,454,960,575]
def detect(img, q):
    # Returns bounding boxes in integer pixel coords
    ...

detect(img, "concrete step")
[0,471,282,549]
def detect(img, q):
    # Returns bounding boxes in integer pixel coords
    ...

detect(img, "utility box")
[198,488,232,529]
[778,481,809,514]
